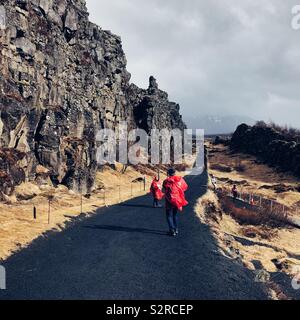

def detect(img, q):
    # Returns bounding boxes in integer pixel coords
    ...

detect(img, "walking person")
[211,174,217,191]
[150,176,164,207]
[163,168,188,237]
[232,185,238,201]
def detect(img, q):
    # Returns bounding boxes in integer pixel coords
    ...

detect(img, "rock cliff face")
[231,123,300,178]
[128,76,186,133]
[0,0,185,195]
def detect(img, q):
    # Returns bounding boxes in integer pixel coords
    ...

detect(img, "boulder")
[55,184,69,193]
[15,182,41,200]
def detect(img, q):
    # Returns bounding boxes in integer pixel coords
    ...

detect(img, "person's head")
[167,168,176,177]
[233,185,237,189]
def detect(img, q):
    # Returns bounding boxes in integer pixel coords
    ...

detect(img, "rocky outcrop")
[231,123,300,177]
[128,76,186,133]
[0,0,185,195]
[0,148,26,197]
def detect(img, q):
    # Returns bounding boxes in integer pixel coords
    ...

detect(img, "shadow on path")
[119,203,155,209]
[83,225,169,236]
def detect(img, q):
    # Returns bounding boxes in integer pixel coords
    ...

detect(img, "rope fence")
[28,177,150,225]
[211,177,300,226]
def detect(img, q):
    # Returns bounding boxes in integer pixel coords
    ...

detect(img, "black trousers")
[166,207,178,232]
[153,198,159,207]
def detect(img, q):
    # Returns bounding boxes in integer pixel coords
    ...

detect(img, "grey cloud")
[86,0,300,128]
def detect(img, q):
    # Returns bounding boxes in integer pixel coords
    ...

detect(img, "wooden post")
[259,196,262,207]
[270,200,273,212]
[131,183,133,197]
[104,191,106,206]
[33,206,37,220]
[119,185,121,203]
[143,176,146,191]
[80,192,83,214]
[48,199,51,224]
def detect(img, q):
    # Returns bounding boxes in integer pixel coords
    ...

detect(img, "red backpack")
[163,176,188,211]
[150,179,164,200]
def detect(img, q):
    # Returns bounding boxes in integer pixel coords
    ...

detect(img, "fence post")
[270,200,273,212]
[33,206,37,220]
[259,196,262,208]
[131,183,133,197]
[119,185,121,203]
[143,176,146,191]
[48,199,51,224]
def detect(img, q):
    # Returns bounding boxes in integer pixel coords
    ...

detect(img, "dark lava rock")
[128,76,186,133]
[0,1,185,195]
[231,123,300,178]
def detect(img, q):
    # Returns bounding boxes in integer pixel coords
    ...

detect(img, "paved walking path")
[0,172,268,299]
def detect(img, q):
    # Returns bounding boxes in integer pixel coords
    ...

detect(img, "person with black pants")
[163,168,188,237]
[166,202,179,236]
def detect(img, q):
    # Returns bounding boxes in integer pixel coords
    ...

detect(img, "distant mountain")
[185,115,255,135]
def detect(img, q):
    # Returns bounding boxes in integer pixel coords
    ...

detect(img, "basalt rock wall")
[231,123,300,178]
[0,0,185,194]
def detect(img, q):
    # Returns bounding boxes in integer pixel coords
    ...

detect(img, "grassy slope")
[0,164,167,261]
[195,142,300,299]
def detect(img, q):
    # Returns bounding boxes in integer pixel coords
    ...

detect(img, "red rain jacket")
[150,179,164,200]
[163,176,188,211]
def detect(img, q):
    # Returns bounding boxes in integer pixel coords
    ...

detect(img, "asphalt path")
[0,171,268,299]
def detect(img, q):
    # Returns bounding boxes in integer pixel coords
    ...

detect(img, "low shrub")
[218,194,290,228]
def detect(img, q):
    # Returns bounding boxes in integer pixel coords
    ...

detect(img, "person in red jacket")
[150,177,164,207]
[163,168,188,237]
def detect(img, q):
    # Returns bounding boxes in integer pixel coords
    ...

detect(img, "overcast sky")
[86,0,300,128]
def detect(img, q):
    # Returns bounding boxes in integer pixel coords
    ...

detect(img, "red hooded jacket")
[150,179,164,200]
[163,176,188,211]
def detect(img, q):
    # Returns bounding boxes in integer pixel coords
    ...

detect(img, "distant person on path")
[150,176,164,207]
[211,175,217,191]
[163,168,188,237]
[232,185,238,200]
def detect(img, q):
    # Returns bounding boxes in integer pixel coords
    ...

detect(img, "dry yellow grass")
[196,142,300,299]
[196,190,300,299]
[207,143,300,208]
[0,163,167,261]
